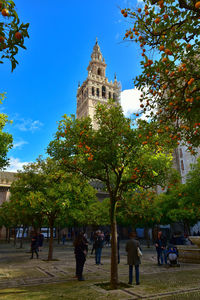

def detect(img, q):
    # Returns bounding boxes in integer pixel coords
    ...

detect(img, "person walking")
[155,231,167,266]
[94,230,104,265]
[62,232,67,245]
[125,232,141,285]
[30,232,39,259]
[74,232,88,281]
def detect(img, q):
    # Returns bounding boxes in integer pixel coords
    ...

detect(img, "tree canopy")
[0,0,29,71]
[8,157,97,260]
[121,0,200,151]
[0,94,13,170]
[48,100,175,288]
[156,158,200,232]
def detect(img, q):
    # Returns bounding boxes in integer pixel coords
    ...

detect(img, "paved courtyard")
[1,240,200,299]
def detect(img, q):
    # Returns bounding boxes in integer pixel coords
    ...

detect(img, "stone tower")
[76,39,121,127]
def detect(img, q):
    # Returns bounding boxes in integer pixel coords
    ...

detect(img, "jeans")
[95,247,102,264]
[129,265,139,284]
[157,248,167,264]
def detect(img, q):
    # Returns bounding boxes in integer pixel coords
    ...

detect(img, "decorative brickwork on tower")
[76,39,121,128]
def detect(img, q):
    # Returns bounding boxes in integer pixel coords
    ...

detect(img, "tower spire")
[91,38,103,62]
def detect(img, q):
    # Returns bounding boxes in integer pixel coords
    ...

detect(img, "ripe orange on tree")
[195,1,200,9]
[0,36,4,43]
[15,32,22,40]
[1,8,9,16]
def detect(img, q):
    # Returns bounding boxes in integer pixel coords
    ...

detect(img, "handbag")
[137,247,142,258]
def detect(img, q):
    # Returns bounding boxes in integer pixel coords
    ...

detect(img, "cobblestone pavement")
[0,241,200,299]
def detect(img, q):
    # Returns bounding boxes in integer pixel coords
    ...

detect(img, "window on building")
[102,86,106,98]
[181,160,184,171]
[113,93,116,100]
[96,88,99,97]
[97,68,101,76]
[109,92,111,99]
[92,87,95,96]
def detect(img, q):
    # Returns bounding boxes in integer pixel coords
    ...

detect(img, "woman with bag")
[74,232,88,281]
[125,232,141,285]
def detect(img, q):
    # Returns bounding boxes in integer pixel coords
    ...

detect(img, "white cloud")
[12,115,43,132]
[13,140,28,149]
[120,88,142,117]
[120,87,156,121]
[5,157,30,172]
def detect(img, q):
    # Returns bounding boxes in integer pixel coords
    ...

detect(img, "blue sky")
[0,0,143,171]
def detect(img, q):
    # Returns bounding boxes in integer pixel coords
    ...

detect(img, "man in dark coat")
[155,231,167,265]
[125,232,141,285]
[30,233,39,259]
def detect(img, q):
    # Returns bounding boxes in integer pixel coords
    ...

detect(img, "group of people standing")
[73,230,140,284]
[73,230,180,285]
[29,229,179,285]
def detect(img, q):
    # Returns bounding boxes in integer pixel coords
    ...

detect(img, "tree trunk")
[184,221,191,236]
[13,228,17,247]
[48,222,54,261]
[110,199,118,289]
[6,228,9,243]
[57,227,60,244]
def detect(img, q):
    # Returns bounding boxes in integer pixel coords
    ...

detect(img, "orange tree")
[121,0,200,151]
[47,100,176,288]
[117,189,162,229]
[156,157,200,233]
[9,157,96,260]
[156,184,198,234]
[0,94,12,169]
[0,0,29,71]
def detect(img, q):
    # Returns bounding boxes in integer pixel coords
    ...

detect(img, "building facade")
[173,145,200,184]
[76,39,121,128]
[0,172,16,239]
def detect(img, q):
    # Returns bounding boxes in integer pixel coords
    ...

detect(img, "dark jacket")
[155,236,167,249]
[31,235,39,250]
[94,235,104,249]
[74,239,88,261]
[126,238,141,265]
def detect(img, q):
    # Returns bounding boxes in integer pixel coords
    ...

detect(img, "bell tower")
[76,39,120,128]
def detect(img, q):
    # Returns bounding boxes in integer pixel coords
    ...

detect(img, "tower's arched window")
[113,93,116,100]
[96,88,99,97]
[92,87,95,96]
[97,68,101,76]
[109,92,111,99]
[102,86,106,98]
